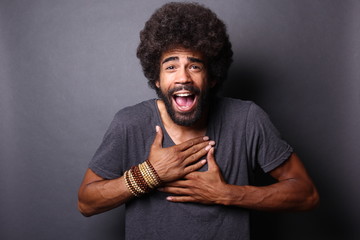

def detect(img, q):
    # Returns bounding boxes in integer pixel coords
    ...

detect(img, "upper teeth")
[175,93,191,97]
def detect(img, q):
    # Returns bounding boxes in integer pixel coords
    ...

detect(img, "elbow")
[302,186,320,211]
[78,199,96,217]
[78,187,99,217]
[309,188,320,209]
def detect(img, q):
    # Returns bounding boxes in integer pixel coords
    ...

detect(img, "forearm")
[78,175,133,217]
[220,179,319,211]
[162,152,319,210]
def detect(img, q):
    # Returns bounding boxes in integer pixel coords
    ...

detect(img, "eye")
[164,65,177,71]
[189,64,203,71]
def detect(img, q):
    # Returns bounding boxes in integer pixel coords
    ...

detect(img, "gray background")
[1,0,359,239]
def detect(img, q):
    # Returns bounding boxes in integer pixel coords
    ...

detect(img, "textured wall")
[1,0,359,239]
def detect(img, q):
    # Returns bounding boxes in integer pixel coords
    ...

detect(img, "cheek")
[196,76,209,89]
[158,75,174,90]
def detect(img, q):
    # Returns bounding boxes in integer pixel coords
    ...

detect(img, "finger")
[176,136,210,151]
[151,125,163,149]
[158,185,189,194]
[160,183,193,194]
[166,196,197,203]
[207,147,218,170]
[183,144,212,166]
[184,159,207,174]
[162,180,190,188]
[182,140,214,157]
[182,171,198,180]
[162,186,191,195]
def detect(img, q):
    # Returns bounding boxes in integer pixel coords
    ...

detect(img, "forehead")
[160,48,204,62]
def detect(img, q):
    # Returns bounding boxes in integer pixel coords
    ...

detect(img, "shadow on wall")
[220,60,267,102]
[221,59,355,240]
[220,60,280,240]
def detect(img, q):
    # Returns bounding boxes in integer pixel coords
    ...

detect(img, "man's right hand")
[148,126,215,183]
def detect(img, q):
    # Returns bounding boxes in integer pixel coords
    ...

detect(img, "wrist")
[124,160,162,197]
[216,184,240,206]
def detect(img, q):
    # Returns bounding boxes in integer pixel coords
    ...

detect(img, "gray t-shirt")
[89,97,293,240]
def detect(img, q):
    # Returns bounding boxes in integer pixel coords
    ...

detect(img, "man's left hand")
[159,148,229,205]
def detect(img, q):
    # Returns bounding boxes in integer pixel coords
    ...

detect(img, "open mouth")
[172,92,197,112]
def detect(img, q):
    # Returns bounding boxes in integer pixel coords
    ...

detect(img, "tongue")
[175,96,193,107]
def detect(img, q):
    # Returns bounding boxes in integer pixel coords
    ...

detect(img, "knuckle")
[171,147,178,154]
[190,166,197,173]
[177,152,184,161]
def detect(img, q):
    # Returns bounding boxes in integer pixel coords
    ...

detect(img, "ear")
[155,80,160,88]
[209,79,217,88]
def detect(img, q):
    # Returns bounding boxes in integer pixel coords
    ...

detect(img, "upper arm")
[269,153,313,182]
[269,153,320,210]
[78,168,105,195]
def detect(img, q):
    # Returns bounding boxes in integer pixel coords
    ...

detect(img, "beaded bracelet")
[124,170,139,197]
[138,163,156,189]
[130,168,146,195]
[145,160,162,185]
[132,165,152,193]
[124,160,162,197]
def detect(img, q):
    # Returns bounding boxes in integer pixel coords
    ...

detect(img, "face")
[156,48,215,126]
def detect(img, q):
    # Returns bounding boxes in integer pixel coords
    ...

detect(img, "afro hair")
[136,2,233,92]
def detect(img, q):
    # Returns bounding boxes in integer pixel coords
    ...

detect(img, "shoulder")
[114,99,156,121]
[212,97,255,117]
[211,97,272,126]
[110,99,157,129]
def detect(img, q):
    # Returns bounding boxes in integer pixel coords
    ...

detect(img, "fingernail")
[209,141,215,146]
[166,196,173,201]
[203,136,209,141]
[156,126,160,132]
[205,145,211,151]
[201,159,207,164]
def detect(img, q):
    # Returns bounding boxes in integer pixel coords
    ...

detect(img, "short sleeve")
[88,100,159,180]
[245,103,293,173]
[88,112,127,179]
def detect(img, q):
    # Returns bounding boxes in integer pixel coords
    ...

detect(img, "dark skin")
[78,127,318,216]
[78,127,214,216]
[160,148,319,211]
[154,48,319,210]
[78,47,319,217]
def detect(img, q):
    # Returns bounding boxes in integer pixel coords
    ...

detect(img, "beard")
[157,85,210,127]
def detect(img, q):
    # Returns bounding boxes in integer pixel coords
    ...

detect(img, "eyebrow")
[188,57,204,64]
[161,56,205,65]
[162,56,178,64]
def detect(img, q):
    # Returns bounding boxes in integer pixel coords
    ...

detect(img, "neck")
[156,99,208,144]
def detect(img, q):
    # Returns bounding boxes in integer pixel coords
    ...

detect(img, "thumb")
[207,147,218,170]
[152,125,164,149]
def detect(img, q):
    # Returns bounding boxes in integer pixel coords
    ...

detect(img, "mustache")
[168,85,201,95]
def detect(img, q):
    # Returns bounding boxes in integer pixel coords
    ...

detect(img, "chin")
[157,85,208,126]
[172,112,200,126]
[168,102,203,126]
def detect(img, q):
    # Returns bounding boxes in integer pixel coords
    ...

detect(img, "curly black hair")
[136,2,233,92]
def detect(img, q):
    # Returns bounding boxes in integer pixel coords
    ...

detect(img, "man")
[78,2,319,239]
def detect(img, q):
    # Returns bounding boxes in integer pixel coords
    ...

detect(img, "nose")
[175,68,192,85]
